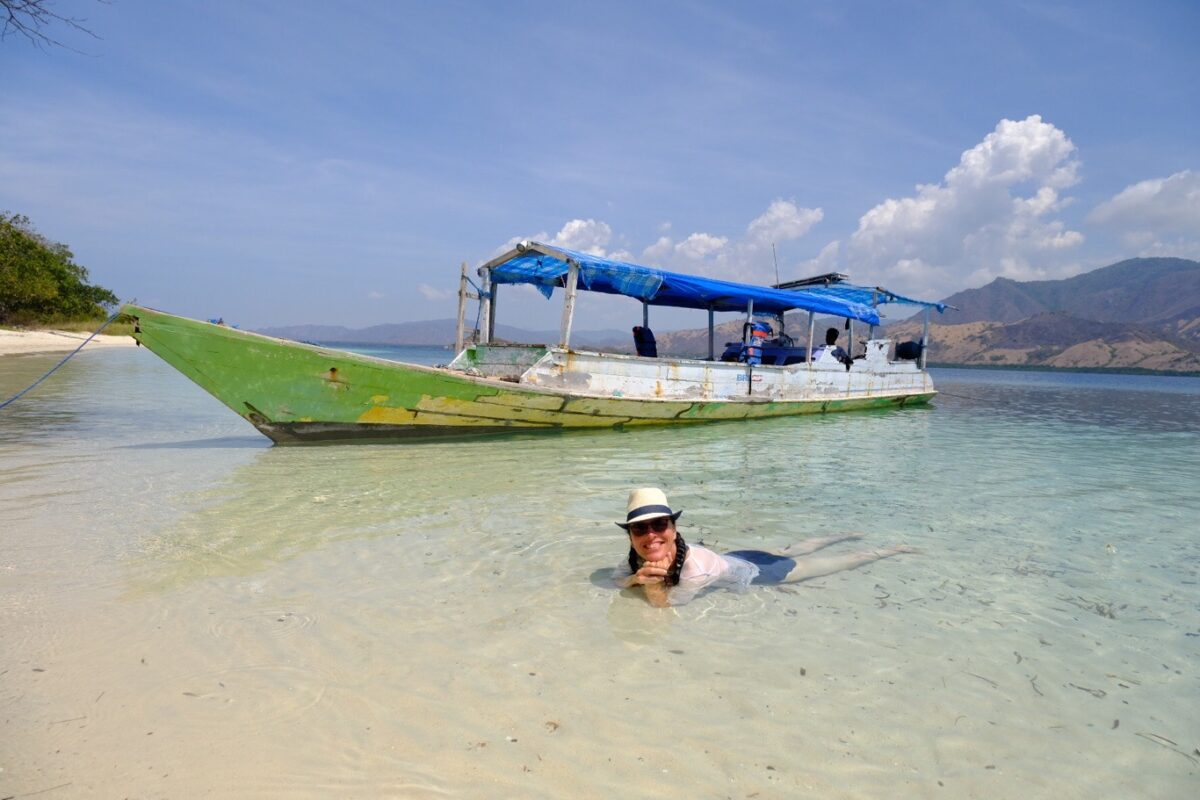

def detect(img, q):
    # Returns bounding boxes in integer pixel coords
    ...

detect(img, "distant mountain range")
[888,257,1200,372]
[936,257,1200,341]
[259,256,1200,373]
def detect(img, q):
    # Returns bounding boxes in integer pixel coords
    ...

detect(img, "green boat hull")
[123,305,933,444]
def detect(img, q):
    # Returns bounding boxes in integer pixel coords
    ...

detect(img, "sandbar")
[0,328,137,356]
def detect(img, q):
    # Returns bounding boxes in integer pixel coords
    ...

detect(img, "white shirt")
[613,544,759,605]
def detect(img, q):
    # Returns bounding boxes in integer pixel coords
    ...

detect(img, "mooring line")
[935,389,986,401]
[0,312,122,411]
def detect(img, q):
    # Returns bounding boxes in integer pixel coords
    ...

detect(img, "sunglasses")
[628,517,672,536]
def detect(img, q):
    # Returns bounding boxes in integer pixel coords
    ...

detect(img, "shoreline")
[0,328,137,356]
[927,361,1200,379]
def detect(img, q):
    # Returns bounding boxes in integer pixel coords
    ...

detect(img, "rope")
[0,312,122,410]
[465,275,489,344]
[934,389,986,401]
[465,275,490,299]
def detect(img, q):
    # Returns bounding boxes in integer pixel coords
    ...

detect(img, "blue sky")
[2,0,1198,330]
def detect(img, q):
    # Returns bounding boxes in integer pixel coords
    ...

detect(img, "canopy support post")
[559,259,580,349]
[869,290,877,341]
[454,261,468,353]
[807,311,815,372]
[642,301,649,330]
[707,307,714,360]
[742,300,754,348]
[488,283,497,343]
[848,318,854,359]
[479,268,492,345]
[920,307,930,370]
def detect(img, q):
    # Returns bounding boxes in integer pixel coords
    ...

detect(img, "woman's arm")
[615,572,639,589]
[612,560,671,602]
[640,559,671,607]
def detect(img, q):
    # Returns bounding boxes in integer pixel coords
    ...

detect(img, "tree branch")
[1,0,103,52]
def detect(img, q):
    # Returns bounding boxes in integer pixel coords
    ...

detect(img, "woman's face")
[628,516,676,562]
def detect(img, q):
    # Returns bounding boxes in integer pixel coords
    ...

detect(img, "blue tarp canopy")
[801,284,949,313]
[483,243,904,325]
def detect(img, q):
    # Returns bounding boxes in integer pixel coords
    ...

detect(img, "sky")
[2,0,1198,331]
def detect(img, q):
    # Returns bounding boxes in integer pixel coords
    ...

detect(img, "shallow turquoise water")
[1,350,1197,797]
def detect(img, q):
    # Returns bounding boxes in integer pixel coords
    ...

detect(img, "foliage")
[0,212,118,325]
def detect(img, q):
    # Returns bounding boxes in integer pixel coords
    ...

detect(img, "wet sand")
[0,328,136,356]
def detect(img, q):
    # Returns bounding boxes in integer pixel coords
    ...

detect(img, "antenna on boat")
[771,243,781,287]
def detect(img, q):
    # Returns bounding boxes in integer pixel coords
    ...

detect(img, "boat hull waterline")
[124,305,935,444]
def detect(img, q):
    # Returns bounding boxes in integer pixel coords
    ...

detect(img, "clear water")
[1,350,1197,798]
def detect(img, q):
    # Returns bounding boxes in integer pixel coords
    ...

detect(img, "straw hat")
[616,487,683,530]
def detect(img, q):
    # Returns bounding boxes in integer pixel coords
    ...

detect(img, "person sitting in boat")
[632,325,657,358]
[612,487,914,607]
[823,327,853,368]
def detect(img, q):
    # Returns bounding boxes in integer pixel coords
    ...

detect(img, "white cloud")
[549,218,613,255]
[498,218,618,260]
[947,116,1079,190]
[417,283,453,301]
[506,117,1112,310]
[842,115,1085,298]
[675,232,729,260]
[746,200,823,246]
[492,233,545,259]
[368,290,385,300]
[642,235,673,261]
[638,232,732,276]
[798,240,841,275]
[1089,170,1200,230]
[1087,170,1200,257]
[614,202,825,286]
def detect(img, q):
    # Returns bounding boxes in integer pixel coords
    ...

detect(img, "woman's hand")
[635,558,670,584]
[639,558,672,607]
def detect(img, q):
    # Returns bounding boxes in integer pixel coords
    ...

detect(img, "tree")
[1,0,101,50]
[0,212,118,325]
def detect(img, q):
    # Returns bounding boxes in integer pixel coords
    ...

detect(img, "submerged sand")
[1,353,1197,798]
[0,328,136,356]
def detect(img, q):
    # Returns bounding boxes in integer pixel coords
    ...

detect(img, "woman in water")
[612,487,915,607]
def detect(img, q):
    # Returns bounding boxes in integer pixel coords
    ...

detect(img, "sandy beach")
[0,328,137,356]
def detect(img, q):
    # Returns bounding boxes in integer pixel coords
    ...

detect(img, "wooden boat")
[122,241,945,444]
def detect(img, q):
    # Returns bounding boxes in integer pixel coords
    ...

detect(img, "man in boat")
[823,327,854,368]
[612,488,914,607]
